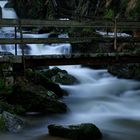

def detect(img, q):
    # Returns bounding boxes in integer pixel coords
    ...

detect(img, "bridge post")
[114,17,117,50]
[18,20,25,75]
[14,27,17,55]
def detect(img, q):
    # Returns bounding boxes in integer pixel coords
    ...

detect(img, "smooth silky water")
[0,1,140,140]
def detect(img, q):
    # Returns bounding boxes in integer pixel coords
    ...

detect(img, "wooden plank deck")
[0,53,140,67]
[0,37,140,44]
[0,37,93,44]
[23,53,140,67]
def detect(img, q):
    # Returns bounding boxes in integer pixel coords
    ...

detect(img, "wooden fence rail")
[0,18,140,68]
[0,37,140,44]
[0,19,140,28]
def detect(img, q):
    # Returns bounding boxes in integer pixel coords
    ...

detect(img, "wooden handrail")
[0,19,140,28]
[0,37,140,44]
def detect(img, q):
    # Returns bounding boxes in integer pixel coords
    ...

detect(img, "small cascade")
[0,0,17,54]
[0,1,71,56]
[23,33,71,55]
[0,1,7,10]
[0,0,17,32]
[0,1,17,19]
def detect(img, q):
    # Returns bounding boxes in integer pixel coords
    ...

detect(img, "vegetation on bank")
[10,0,140,19]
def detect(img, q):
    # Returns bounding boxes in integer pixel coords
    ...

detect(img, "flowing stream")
[0,1,140,140]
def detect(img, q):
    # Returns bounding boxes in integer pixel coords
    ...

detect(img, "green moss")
[0,79,13,95]
[0,79,5,90]
[104,9,114,18]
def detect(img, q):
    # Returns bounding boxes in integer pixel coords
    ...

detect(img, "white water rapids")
[0,1,140,140]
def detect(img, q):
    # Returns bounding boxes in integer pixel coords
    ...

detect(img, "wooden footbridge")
[0,18,140,70]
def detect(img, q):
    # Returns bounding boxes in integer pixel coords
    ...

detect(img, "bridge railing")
[0,18,140,69]
[0,18,140,52]
[0,18,140,28]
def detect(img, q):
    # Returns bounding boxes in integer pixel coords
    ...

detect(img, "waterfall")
[0,1,71,55]
[0,0,17,32]
[0,1,17,19]
[0,0,16,54]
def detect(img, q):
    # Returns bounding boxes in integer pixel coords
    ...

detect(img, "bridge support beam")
[114,17,117,50]
[14,27,17,55]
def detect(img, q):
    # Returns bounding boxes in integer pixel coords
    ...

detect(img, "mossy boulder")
[108,64,140,80]
[48,123,102,140]
[26,69,65,97]
[42,67,78,85]
[0,111,24,133]
[7,81,67,114]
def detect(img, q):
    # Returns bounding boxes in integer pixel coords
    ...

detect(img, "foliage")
[0,79,5,90]
[11,0,55,19]
[104,9,114,18]
[0,63,13,95]
[128,5,140,19]
[0,63,10,70]
[0,79,13,95]
[0,101,25,115]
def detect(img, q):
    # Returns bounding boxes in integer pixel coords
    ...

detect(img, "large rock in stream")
[42,67,78,85]
[48,123,102,140]
[7,81,67,114]
[0,111,24,133]
[108,64,140,80]
[26,69,65,97]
